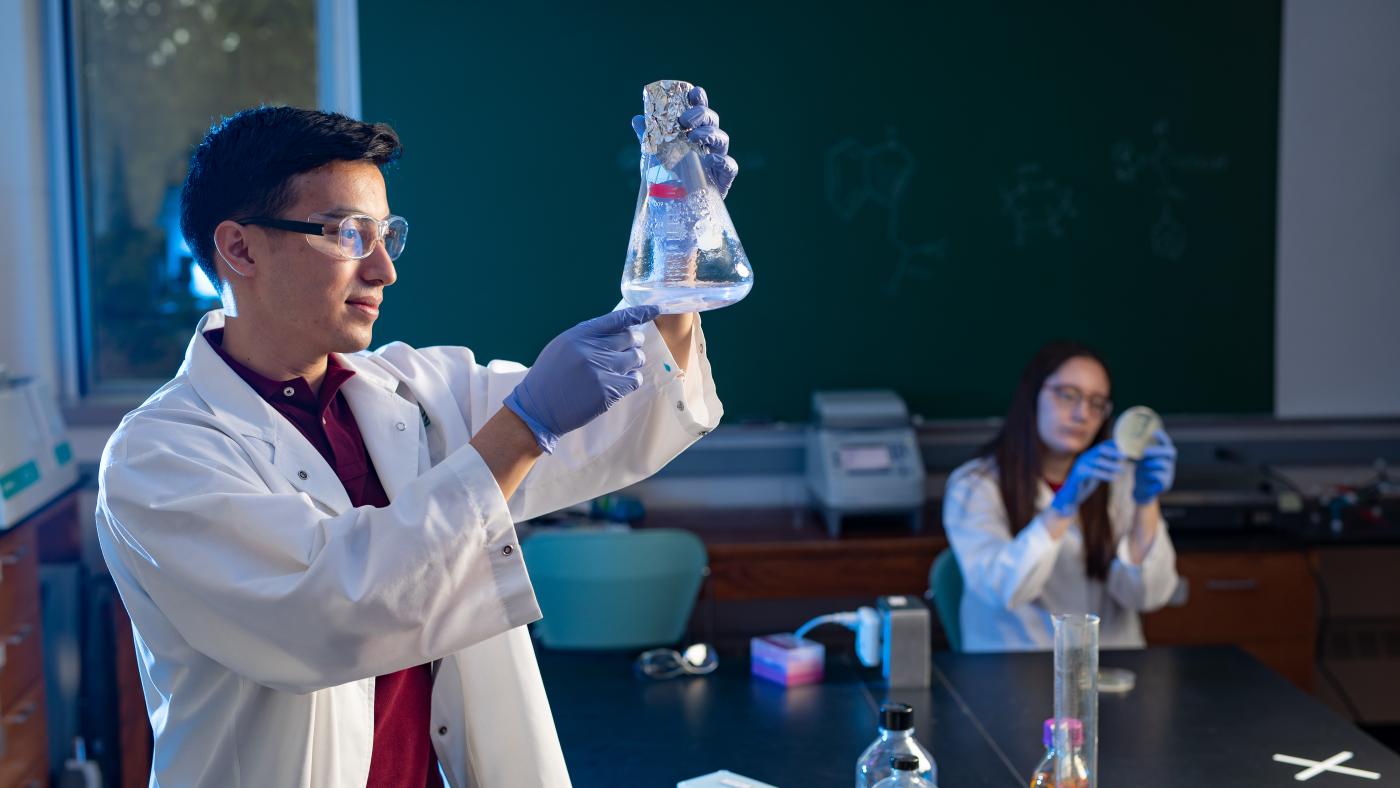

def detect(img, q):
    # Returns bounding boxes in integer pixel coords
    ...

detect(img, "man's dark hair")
[180,106,402,290]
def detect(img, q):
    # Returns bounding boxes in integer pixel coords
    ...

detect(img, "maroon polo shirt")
[206,329,442,788]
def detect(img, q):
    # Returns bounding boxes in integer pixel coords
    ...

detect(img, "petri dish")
[1099,667,1137,693]
[1113,406,1162,461]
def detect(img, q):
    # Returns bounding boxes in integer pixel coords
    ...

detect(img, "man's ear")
[213,220,257,280]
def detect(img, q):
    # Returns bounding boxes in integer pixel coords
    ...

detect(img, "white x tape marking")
[1273,751,1381,781]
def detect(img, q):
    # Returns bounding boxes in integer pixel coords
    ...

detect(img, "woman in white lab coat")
[942,341,1179,652]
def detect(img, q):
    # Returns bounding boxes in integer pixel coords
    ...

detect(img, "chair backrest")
[524,528,708,650]
[929,549,965,652]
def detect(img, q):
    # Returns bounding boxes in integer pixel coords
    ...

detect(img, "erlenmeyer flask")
[621,79,753,314]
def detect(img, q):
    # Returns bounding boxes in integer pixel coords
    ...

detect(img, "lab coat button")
[676,401,685,411]
[438,725,448,736]
[395,421,407,431]
[297,470,308,480]
[502,545,514,556]
[283,386,295,397]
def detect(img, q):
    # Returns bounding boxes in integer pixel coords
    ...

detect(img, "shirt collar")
[204,328,356,415]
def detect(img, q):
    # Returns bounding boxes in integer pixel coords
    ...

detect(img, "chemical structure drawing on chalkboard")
[1001,163,1077,248]
[824,129,947,295]
[1112,120,1228,261]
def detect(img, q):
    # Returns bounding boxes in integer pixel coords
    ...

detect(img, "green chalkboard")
[360,0,1279,422]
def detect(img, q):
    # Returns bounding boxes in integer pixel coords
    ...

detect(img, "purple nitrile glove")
[1132,429,1177,504]
[503,305,659,454]
[631,85,739,198]
[1050,440,1125,517]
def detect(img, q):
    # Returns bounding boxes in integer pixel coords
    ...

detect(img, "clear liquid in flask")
[621,79,753,314]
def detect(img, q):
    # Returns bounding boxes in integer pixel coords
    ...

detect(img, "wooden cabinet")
[648,508,947,602]
[112,601,152,788]
[706,536,947,601]
[0,522,48,787]
[1143,550,1318,691]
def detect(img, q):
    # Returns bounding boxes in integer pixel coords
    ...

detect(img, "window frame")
[48,0,362,410]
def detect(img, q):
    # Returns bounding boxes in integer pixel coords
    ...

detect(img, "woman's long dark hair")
[980,341,1114,580]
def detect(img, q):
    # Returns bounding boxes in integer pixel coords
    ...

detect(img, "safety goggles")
[1045,384,1113,418]
[239,212,409,261]
[634,643,719,679]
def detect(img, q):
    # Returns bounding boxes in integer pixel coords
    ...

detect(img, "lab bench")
[4,483,150,788]
[539,644,1400,787]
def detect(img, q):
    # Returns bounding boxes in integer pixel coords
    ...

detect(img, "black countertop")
[924,647,1400,787]
[539,649,1012,787]
[540,645,1400,787]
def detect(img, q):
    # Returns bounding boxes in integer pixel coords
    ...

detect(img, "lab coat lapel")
[269,420,354,514]
[338,355,420,502]
[183,310,353,514]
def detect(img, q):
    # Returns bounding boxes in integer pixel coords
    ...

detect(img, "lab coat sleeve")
[1105,485,1180,612]
[402,313,722,521]
[942,464,1064,610]
[96,413,541,695]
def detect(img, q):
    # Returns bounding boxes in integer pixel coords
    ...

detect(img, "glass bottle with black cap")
[872,755,937,787]
[856,703,937,787]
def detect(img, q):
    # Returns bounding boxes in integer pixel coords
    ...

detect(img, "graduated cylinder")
[1051,614,1099,788]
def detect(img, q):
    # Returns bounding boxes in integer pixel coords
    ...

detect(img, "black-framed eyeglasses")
[239,212,409,261]
[1045,384,1113,418]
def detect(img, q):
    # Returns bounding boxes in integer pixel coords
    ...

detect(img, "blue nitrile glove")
[1050,441,1125,517]
[503,305,659,454]
[1133,429,1177,504]
[631,85,739,198]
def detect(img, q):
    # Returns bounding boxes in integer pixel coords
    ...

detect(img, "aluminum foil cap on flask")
[621,79,753,315]
[639,79,693,155]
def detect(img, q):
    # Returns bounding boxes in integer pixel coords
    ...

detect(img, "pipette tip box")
[750,633,824,687]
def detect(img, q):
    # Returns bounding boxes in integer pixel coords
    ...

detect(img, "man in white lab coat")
[95,99,737,787]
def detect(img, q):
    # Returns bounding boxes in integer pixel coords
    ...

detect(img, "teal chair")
[524,528,708,650]
[928,550,965,652]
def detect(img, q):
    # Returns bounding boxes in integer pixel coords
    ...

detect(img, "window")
[63,0,350,395]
